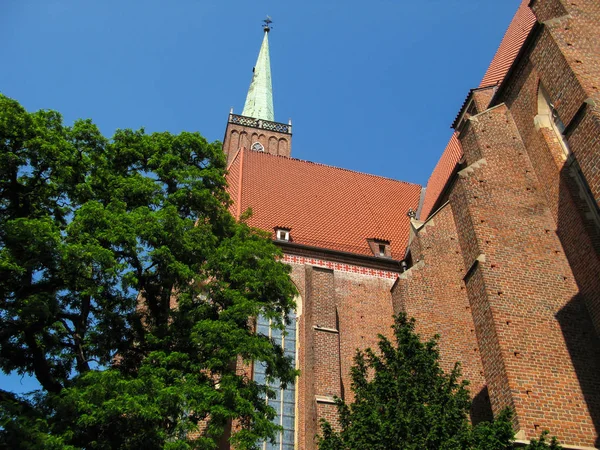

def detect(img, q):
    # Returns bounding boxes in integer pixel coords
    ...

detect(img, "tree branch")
[0,388,37,415]
[24,330,62,394]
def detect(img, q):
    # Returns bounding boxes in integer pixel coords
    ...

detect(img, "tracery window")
[254,311,297,450]
[251,142,265,152]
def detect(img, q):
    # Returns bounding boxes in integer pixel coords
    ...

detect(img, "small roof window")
[275,227,290,241]
[367,238,391,258]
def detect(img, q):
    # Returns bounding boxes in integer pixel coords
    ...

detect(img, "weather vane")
[263,15,273,32]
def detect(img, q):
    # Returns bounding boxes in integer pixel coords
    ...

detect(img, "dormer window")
[367,238,391,258]
[251,142,265,152]
[275,227,290,241]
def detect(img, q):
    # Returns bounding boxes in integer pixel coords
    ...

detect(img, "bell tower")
[223,17,292,166]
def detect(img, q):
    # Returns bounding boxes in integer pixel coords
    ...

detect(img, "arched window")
[254,310,297,450]
[251,142,265,152]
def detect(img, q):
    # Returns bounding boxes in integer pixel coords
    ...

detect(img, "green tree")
[0,94,297,449]
[318,314,561,450]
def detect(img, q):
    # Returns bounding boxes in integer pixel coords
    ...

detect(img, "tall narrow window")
[536,83,600,227]
[254,311,297,450]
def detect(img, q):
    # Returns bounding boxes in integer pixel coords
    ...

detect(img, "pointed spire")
[242,18,274,122]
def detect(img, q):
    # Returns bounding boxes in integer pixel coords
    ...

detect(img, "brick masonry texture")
[282,254,399,280]
[452,104,600,446]
[223,121,291,166]
[392,0,600,446]
[392,206,493,425]
[289,261,396,450]
[500,22,600,341]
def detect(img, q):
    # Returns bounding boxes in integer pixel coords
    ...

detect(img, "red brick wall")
[530,0,568,23]
[452,103,600,446]
[289,258,395,450]
[309,267,342,400]
[392,207,492,424]
[292,263,316,450]
[405,2,600,445]
[222,122,291,166]
[335,272,395,403]
[472,88,496,115]
[501,46,600,346]
[529,0,600,206]
[486,4,600,445]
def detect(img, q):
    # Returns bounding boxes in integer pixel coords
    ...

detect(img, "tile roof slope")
[420,0,536,220]
[419,132,462,219]
[227,149,422,260]
[479,1,536,88]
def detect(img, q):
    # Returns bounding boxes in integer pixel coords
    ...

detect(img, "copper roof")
[226,149,422,259]
[420,0,536,220]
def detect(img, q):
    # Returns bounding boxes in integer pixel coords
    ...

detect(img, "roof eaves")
[451,85,499,130]
[275,239,403,271]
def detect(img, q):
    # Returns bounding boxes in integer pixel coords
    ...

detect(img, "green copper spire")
[242,19,274,121]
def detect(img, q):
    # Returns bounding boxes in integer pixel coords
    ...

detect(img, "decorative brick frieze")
[282,254,399,280]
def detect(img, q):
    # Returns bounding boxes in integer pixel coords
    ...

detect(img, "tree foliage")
[318,314,561,450]
[0,94,297,449]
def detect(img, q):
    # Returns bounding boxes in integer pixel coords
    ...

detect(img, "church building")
[223,0,600,448]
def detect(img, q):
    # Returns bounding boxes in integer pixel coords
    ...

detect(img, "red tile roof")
[479,1,536,88]
[227,149,422,259]
[420,0,536,220]
[419,132,462,219]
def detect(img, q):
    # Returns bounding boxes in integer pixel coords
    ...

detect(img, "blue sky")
[0,0,520,392]
[1,0,520,186]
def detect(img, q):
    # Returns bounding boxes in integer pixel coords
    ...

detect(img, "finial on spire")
[263,16,273,33]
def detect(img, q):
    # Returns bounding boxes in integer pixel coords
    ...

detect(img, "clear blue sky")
[1,0,521,186]
[0,0,520,392]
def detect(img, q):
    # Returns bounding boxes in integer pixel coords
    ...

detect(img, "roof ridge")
[248,150,422,187]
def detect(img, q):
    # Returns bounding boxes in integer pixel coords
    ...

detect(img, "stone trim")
[315,395,336,404]
[313,325,339,334]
